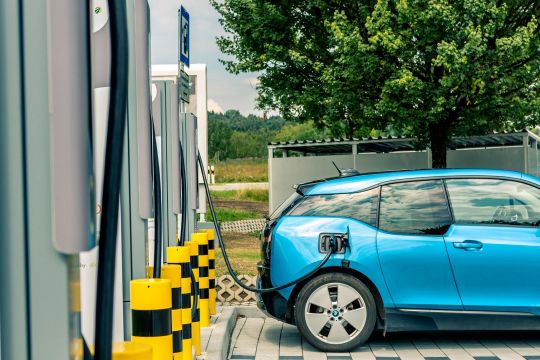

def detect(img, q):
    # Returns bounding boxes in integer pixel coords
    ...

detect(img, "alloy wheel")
[303,282,367,345]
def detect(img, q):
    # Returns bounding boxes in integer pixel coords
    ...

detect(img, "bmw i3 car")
[257,168,540,351]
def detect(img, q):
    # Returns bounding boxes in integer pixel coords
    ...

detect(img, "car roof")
[304,168,532,195]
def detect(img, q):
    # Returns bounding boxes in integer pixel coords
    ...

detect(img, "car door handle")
[453,240,483,250]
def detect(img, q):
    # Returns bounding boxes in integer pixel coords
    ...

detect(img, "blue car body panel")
[271,216,394,307]
[263,168,540,328]
[376,230,463,309]
[444,224,540,315]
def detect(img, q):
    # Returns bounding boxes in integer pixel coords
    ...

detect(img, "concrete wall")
[527,142,540,178]
[269,146,534,212]
[269,154,353,211]
[448,146,525,171]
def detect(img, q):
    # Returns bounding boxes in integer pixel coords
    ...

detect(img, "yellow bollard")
[167,245,193,360]
[70,280,83,360]
[201,228,217,315]
[130,279,173,360]
[80,342,153,360]
[189,238,201,356]
[112,342,152,360]
[148,265,183,359]
[194,232,210,328]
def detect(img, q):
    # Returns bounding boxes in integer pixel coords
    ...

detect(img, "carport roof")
[268,130,540,155]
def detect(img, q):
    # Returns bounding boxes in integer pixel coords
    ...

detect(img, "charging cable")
[177,141,199,317]
[151,120,163,279]
[93,0,129,358]
[197,152,337,293]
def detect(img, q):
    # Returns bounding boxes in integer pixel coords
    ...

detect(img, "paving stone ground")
[199,307,223,357]
[227,317,540,360]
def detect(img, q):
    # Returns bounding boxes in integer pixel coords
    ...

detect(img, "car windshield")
[269,192,302,220]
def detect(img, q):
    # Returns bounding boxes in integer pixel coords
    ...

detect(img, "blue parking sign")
[179,6,190,67]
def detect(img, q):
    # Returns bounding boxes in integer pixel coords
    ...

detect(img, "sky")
[148,0,261,115]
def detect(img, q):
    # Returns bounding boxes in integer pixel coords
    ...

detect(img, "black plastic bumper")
[256,261,289,322]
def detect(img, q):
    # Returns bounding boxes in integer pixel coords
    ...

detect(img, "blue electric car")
[257,168,540,351]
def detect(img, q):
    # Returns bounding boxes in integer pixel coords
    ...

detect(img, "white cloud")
[207,98,224,113]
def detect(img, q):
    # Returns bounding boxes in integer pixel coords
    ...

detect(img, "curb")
[205,306,267,360]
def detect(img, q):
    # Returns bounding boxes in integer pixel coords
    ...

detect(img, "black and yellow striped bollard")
[148,265,183,359]
[167,245,193,360]
[188,237,201,356]
[130,278,173,360]
[194,232,210,328]
[202,228,217,315]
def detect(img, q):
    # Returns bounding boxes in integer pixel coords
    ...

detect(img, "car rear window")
[269,192,302,220]
[288,188,379,227]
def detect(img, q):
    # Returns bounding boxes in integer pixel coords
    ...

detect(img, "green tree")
[211,0,540,167]
[273,121,329,142]
[208,118,233,160]
[208,110,284,160]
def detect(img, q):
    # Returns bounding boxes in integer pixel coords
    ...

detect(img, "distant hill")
[208,110,327,161]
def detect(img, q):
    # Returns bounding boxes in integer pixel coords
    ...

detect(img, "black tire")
[294,273,376,352]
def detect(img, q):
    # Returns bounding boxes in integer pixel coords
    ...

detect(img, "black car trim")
[386,308,540,332]
[397,308,535,316]
[441,180,456,223]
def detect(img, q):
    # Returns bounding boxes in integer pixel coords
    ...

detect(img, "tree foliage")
[211,0,540,167]
[208,111,327,160]
[273,121,330,142]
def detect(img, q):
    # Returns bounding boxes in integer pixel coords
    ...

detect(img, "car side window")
[289,187,379,227]
[379,180,451,235]
[445,178,540,227]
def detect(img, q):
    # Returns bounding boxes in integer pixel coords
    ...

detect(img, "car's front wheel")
[294,273,376,352]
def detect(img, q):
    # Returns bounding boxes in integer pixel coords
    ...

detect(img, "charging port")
[319,233,348,254]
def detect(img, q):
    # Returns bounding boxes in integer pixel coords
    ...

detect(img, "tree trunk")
[429,124,449,168]
[346,117,355,139]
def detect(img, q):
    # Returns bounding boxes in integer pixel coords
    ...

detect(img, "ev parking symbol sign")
[179,6,190,67]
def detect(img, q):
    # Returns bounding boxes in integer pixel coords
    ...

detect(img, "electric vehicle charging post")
[84,0,155,345]
[0,0,94,357]
[115,0,162,343]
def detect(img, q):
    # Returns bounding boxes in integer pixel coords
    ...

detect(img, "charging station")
[2,0,327,356]
[0,0,214,358]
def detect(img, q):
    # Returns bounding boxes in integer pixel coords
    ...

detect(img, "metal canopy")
[268,130,540,155]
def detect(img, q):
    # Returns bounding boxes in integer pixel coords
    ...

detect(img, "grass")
[206,207,261,222]
[214,158,268,183]
[210,189,269,203]
[214,232,260,276]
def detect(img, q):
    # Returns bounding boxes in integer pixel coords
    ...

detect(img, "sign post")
[178,6,190,105]
[179,6,190,68]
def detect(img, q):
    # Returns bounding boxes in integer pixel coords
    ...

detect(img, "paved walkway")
[228,317,540,360]
[199,308,224,357]
[210,182,269,191]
